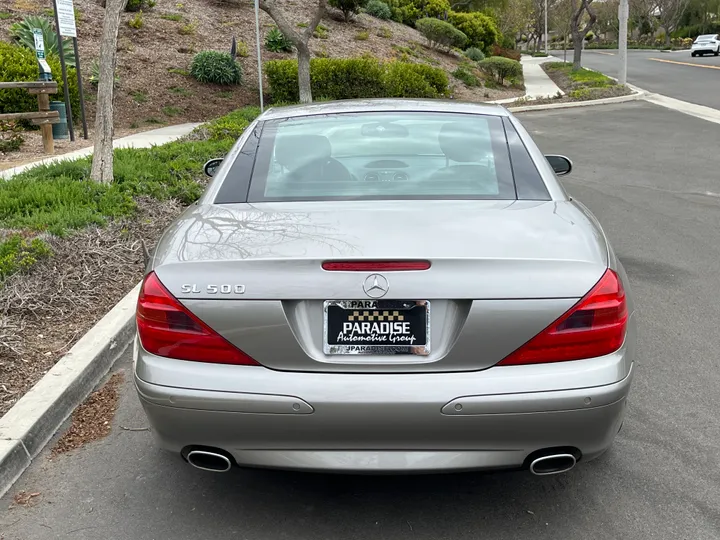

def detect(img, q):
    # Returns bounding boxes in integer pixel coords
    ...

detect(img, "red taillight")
[322,260,431,271]
[136,272,259,365]
[498,269,628,366]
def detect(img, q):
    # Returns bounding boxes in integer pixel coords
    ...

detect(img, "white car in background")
[691,34,720,56]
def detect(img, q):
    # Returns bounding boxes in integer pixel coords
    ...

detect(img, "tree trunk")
[572,32,583,70]
[90,0,125,183]
[570,0,597,71]
[259,0,326,104]
[297,42,312,104]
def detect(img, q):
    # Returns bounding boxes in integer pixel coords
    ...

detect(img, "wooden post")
[37,92,54,154]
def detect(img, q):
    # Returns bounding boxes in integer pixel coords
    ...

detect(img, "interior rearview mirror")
[545,155,572,176]
[204,158,224,177]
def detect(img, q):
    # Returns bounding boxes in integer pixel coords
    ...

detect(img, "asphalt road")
[3,101,720,540]
[577,49,720,110]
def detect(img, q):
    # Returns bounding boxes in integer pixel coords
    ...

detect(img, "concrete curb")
[0,282,141,498]
[506,88,645,113]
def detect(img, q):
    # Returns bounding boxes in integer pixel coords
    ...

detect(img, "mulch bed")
[51,371,124,456]
[0,197,182,418]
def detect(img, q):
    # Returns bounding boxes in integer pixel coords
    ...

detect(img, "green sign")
[33,28,45,59]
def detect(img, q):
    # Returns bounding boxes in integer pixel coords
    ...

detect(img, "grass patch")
[168,67,190,76]
[544,62,615,87]
[377,27,392,39]
[130,90,148,103]
[169,86,192,96]
[0,139,235,237]
[0,11,13,19]
[144,117,165,125]
[160,12,183,21]
[355,31,370,41]
[191,106,261,141]
[0,106,260,282]
[162,106,183,117]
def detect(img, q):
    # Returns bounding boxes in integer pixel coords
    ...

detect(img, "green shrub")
[355,30,370,40]
[265,56,447,102]
[195,106,261,141]
[406,62,448,94]
[0,42,79,122]
[452,66,479,86]
[388,0,450,25]
[125,0,156,12]
[0,235,52,281]
[377,26,393,38]
[265,26,293,52]
[366,0,392,19]
[478,56,521,84]
[190,51,242,85]
[128,11,144,29]
[0,121,24,154]
[179,20,198,35]
[447,11,499,52]
[89,58,120,86]
[329,0,368,21]
[500,34,515,49]
[464,46,485,61]
[10,15,75,67]
[415,17,467,51]
[313,24,330,39]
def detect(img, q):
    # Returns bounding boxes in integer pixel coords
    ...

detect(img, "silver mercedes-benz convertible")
[134,99,636,476]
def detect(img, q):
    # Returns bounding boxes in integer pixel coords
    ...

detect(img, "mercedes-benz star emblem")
[362,274,389,299]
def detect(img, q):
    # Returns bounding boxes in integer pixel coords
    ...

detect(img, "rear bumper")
[134,337,635,473]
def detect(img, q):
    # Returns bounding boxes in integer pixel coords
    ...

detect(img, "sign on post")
[55,0,77,38]
[33,29,45,59]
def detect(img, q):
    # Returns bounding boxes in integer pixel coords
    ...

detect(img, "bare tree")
[90,0,125,183]
[258,0,327,104]
[570,0,597,70]
[654,0,691,44]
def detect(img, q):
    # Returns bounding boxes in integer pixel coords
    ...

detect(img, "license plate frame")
[323,300,431,356]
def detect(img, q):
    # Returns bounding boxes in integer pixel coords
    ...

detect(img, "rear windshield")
[244,112,517,202]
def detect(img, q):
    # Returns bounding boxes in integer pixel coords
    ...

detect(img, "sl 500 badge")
[181,284,246,294]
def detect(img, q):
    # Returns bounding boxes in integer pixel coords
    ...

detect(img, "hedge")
[265,56,449,102]
[0,42,80,121]
[415,17,468,51]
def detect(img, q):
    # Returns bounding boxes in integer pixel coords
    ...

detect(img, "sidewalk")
[491,55,563,104]
[521,56,563,99]
[0,122,201,179]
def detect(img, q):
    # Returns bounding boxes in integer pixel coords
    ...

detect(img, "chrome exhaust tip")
[529,453,577,476]
[186,450,233,473]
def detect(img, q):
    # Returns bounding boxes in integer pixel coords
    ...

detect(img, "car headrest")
[275,134,332,170]
[438,122,492,163]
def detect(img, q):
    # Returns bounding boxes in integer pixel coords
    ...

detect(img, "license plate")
[324,300,430,355]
